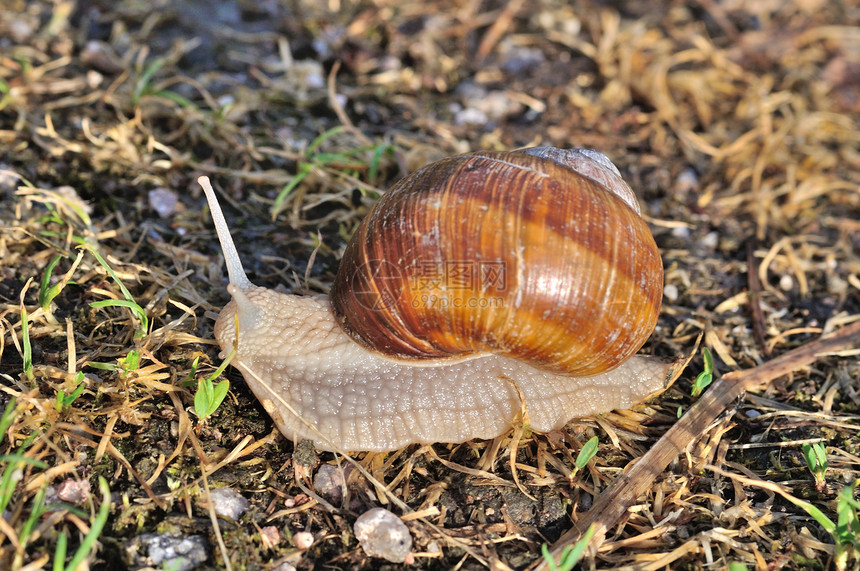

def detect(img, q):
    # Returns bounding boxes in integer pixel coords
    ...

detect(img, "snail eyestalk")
[199,176,252,291]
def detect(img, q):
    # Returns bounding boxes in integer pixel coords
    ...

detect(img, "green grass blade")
[306,125,345,155]
[84,246,134,302]
[272,162,312,218]
[0,397,19,445]
[562,524,596,568]
[54,531,67,571]
[572,436,599,476]
[133,57,165,102]
[21,306,33,381]
[367,143,394,185]
[39,254,63,310]
[89,299,149,339]
[64,477,111,571]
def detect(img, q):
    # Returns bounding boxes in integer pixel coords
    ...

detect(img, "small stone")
[56,478,91,504]
[149,187,181,218]
[500,43,546,74]
[128,533,208,571]
[0,165,20,194]
[293,531,314,550]
[313,463,350,504]
[699,231,719,250]
[663,283,679,302]
[353,508,412,563]
[671,225,691,239]
[260,525,280,549]
[8,17,35,43]
[675,167,699,194]
[204,487,249,520]
[81,40,125,74]
[454,106,488,127]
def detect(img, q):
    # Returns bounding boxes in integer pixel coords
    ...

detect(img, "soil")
[1,1,859,570]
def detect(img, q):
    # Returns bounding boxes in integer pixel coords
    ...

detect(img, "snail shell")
[201,147,668,452]
[331,147,662,376]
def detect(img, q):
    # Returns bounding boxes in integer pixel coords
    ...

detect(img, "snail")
[199,147,669,452]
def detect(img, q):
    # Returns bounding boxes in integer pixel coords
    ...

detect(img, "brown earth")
[0,1,859,569]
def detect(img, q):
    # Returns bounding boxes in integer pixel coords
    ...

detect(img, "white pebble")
[454,107,488,126]
[675,167,699,193]
[426,540,441,554]
[670,225,691,240]
[779,274,794,291]
[699,231,719,250]
[148,187,180,218]
[353,508,412,563]
[293,531,314,550]
[663,283,679,302]
[206,487,249,520]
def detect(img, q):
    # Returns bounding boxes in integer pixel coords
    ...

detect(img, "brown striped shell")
[330,147,662,377]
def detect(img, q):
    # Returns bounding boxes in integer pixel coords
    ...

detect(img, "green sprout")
[193,354,234,422]
[733,472,859,570]
[130,56,194,108]
[55,371,87,413]
[38,254,64,310]
[0,397,19,445]
[20,305,34,381]
[85,348,140,375]
[571,436,599,478]
[88,299,149,340]
[802,441,828,492]
[785,481,860,570]
[540,524,596,571]
[38,250,84,322]
[117,349,140,375]
[834,481,860,570]
[691,346,714,397]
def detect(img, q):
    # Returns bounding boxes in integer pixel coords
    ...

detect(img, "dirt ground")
[1,0,859,569]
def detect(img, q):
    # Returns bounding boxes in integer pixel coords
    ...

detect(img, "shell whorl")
[330,148,663,377]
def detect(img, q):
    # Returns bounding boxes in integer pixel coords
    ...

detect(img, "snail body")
[200,147,668,452]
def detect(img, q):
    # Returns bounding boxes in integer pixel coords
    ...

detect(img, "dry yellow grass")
[1,1,859,569]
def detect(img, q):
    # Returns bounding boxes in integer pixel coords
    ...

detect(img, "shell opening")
[517,147,639,214]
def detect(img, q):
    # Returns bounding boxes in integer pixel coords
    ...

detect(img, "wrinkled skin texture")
[214,288,668,452]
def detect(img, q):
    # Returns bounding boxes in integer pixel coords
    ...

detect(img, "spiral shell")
[330,147,662,376]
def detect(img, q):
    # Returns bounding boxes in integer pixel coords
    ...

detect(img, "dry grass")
[1,0,859,569]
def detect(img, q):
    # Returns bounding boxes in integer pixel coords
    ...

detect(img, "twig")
[476,0,525,60]
[746,239,769,356]
[531,319,860,570]
[327,61,373,147]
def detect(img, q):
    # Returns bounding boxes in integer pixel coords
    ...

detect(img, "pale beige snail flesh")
[200,147,669,452]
